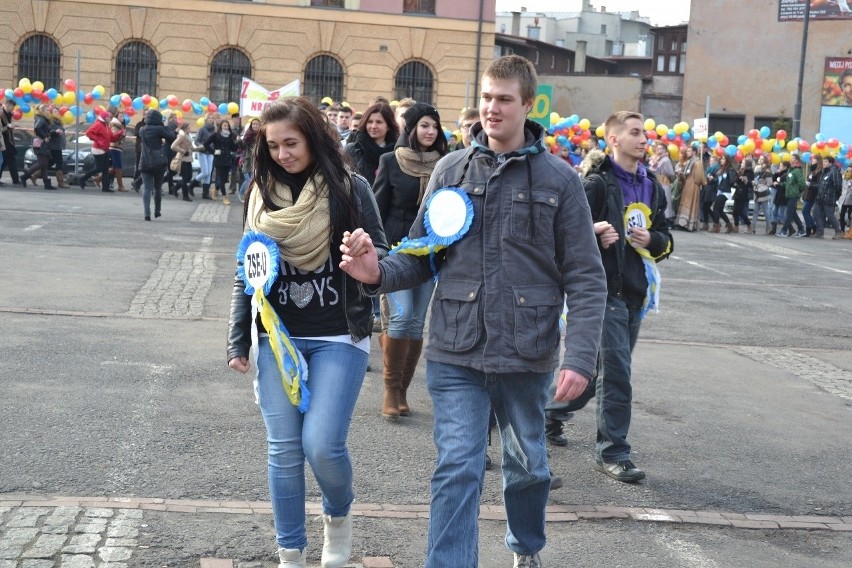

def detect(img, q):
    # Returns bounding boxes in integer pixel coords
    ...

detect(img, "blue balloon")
[23,93,33,103]
[598,139,606,149]
[737,134,748,145]
[218,102,228,115]
[92,90,101,100]
[132,97,143,110]
[557,135,568,146]
[159,99,168,109]
[192,103,203,115]
[774,142,783,152]
[200,96,210,106]
[4,89,13,99]
[19,103,30,113]
[110,94,121,107]
[667,129,676,139]
[707,138,718,149]
[681,131,691,142]
[759,126,770,138]
[69,105,80,117]
[85,110,95,124]
[725,144,737,157]
[801,152,811,163]
[814,132,825,142]
[46,88,58,99]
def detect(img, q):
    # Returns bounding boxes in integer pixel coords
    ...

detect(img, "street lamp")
[792,1,811,139]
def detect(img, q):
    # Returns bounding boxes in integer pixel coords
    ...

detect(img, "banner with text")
[240,78,301,117]
[778,0,852,21]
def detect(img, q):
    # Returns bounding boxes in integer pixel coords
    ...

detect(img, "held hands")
[594,221,619,249]
[228,357,251,374]
[554,369,590,402]
[627,226,651,248]
[339,228,382,285]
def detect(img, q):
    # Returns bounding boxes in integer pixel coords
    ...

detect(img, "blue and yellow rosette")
[237,231,310,413]
[624,203,669,320]
[390,186,474,277]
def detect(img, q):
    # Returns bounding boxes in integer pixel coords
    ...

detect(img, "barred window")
[311,0,344,6]
[115,41,157,96]
[210,48,251,104]
[394,61,434,106]
[303,55,344,105]
[404,0,435,14]
[18,34,61,90]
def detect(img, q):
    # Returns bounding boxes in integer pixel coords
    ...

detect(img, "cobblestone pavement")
[189,203,231,224]
[1,496,851,567]
[733,346,852,402]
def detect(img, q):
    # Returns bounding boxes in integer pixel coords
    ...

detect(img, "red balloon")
[570,135,582,145]
[125,108,135,117]
[797,140,810,152]
[64,79,77,92]
[121,94,132,106]
[13,88,23,98]
[181,101,192,112]
[646,130,658,140]
[714,147,724,157]
[815,141,826,150]
[580,129,591,140]
[58,106,68,115]
[141,94,152,105]
[753,148,763,157]
[12,109,22,120]
[735,150,744,162]
[32,89,43,98]
[827,138,840,148]
[207,102,217,113]
[83,93,94,105]
[776,129,787,140]
[748,129,759,139]
[719,135,729,147]
[167,95,179,107]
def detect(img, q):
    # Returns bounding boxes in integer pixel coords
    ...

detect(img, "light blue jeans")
[194,153,213,184]
[255,336,368,550]
[752,200,771,231]
[387,280,434,339]
[425,361,551,567]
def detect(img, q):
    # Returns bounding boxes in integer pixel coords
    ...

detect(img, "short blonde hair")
[483,55,537,105]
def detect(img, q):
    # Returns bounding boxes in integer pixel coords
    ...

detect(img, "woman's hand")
[229,357,251,374]
[339,229,382,285]
[594,221,619,249]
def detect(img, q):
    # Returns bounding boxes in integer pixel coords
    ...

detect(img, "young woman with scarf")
[204,119,237,204]
[371,103,448,421]
[343,102,398,185]
[227,97,388,568]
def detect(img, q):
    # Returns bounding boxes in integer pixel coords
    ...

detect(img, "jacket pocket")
[510,189,559,244]
[512,285,562,359]
[429,279,482,353]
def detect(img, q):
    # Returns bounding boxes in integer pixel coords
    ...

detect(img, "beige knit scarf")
[245,174,335,271]
[394,147,442,204]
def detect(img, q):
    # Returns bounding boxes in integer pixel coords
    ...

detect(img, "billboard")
[239,78,301,117]
[778,0,852,21]
[821,57,852,107]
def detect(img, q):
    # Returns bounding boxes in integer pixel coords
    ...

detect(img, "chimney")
[600,5,606,12]
[511,11,521,36]
[574,40,587,73]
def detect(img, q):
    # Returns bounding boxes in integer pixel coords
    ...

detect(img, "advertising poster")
[240,78,301,117]
[778,0,852,21]
[820,57,852,139]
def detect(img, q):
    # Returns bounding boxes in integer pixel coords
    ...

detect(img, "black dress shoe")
[155,212,161,218]
[102,188,115,193]
[545,418,568,447]
[144,216,151,221]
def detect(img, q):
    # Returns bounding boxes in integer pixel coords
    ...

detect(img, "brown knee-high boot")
[380,334,408,421]
[398,338,423,416]
[55,170,69,188]
[114,169,126,191]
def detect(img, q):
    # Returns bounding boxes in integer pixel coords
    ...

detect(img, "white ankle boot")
[278,547,306,568]
[321,511,352,567]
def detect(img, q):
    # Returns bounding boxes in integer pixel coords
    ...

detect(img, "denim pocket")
[512,285,562,359]
[510,189,559,244]
[429,279,482,352]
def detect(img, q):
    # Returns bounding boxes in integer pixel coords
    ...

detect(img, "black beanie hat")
[403,103,441,134]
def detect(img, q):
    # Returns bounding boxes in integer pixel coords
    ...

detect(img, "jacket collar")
[469,119,545,161]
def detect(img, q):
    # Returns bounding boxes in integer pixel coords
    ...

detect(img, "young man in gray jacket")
[340,55,606,568]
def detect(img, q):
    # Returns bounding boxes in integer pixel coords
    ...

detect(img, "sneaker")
[596,459,646,483]
[545,418,568,446]
[513,552,543,568]
[794,230,806,238]
[321,512,352,568]
[776,230,789,238]
[277,547,305,568]
[549,472,563,491]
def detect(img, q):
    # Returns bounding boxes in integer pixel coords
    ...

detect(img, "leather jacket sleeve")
[227,272,252,363]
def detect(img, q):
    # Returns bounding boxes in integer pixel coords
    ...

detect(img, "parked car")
[22,129,137,178]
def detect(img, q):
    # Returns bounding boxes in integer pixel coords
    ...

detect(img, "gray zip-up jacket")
[372,120,606,378]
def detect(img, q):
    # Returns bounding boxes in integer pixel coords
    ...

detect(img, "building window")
[210,48,251,105]
[668,56,677,73]
[657,55,665,72]
[527,26,540,40]
[115,41,157,96]
[18,34,61,90]
[601,24,607,34]
[533,50,539,64]
[311,0,344,6]
[303,54,344,104]
[681,40,687,52]
[658,35,664,49]
[394,60,434,105]
[403,0,435,14]
[679,56,685,74]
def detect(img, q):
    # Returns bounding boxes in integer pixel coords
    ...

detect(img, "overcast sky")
[495,0,691,27]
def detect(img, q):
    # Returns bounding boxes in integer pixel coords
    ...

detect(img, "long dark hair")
[405,118,449,155]
[357,103,399,144]
[250,97,358,241]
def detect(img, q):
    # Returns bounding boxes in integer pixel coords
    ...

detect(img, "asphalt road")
[1,184,850,567]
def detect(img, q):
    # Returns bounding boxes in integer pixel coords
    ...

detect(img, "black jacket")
[584,155,672,308]
[227,173,389,362]
[138,111,176,173]
[344,130,395,186]
[204,131,237,168]
[372,148,423,246]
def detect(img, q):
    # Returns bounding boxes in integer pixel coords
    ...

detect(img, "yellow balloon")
[762,139,774,153]
[18,78,31,88]
[196,117,205,127]
[32,81,44,92]
[549,111,560,125]
[770,153,781,165]
[94,85,105,96]
[544,135,556,147]
[174,110,183,119]
[22,83,33,94]
[672,122,685,135]
[786,140,798,152]
[147,98,159,109]
[743,139,755,154]
[578,118,591,130]
[595,125,605,138]
[667,143,679,160]
[643,118,656,131]
[62,112,74,125]
[656,124,668,137]
[53,95,63,104]
[780,152,791,163]
[63,91,76,104]
[227,102,239,115]
[321,96,334,105]
[714,131,725,142]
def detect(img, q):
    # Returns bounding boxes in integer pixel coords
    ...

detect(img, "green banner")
[527,85,552,127]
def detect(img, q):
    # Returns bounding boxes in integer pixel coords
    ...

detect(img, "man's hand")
[229,357,251,374]
[594,221,619,249]
[628,226,651,248]
[339,228,382,285]
[554,369,590,401]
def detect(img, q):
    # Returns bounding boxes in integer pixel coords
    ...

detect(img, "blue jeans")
[802,200,815,231]
[255,336,368,550]
[752,200,770,230]
[194,153,213,184]
[238,174,251,199]
[425,361,551,567]
[387,280,434,339]
[782,200,804,234]
[596,297,642,463]
[773,204,787,224]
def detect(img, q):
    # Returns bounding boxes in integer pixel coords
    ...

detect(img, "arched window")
[394,61,434,105]
[115,41,157,96]
[18,34,61,90]
[210,48,251,104]
[303,55,344,105]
